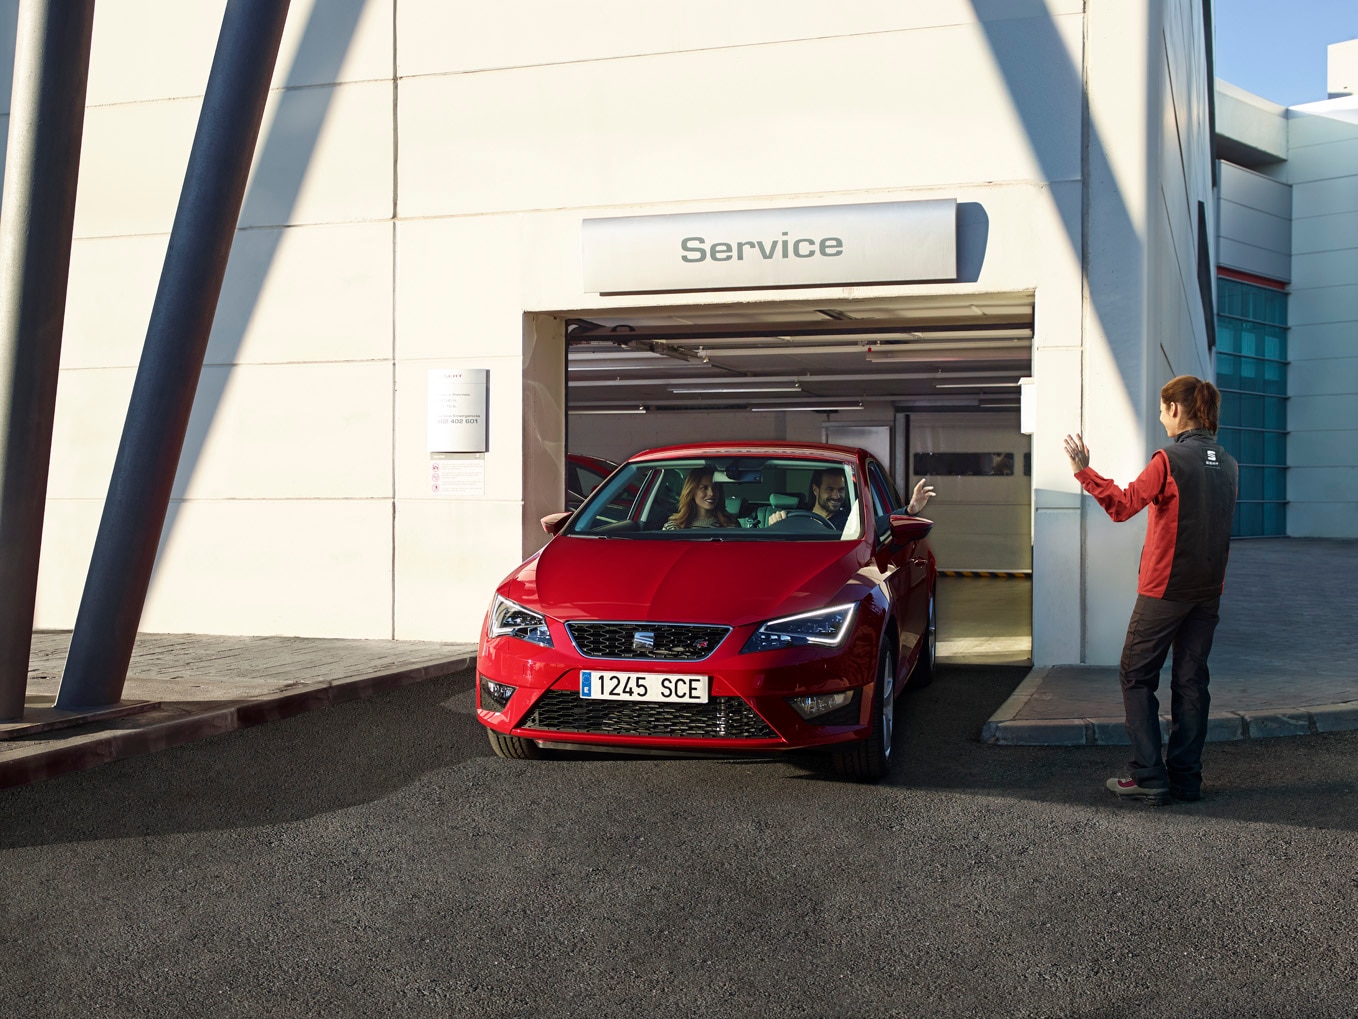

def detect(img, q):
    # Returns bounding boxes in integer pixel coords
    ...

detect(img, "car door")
[867,459,927,669]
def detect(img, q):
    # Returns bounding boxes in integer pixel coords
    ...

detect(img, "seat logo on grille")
[632,631,655,651]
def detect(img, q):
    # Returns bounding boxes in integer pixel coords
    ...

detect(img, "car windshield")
[566,456,863,540]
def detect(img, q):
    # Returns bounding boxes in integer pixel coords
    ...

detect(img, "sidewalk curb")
[983,695,1358,746]
[0,655,477,790]
[979,667,1051,743]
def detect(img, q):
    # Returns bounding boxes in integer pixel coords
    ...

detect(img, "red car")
[477,442,937,779]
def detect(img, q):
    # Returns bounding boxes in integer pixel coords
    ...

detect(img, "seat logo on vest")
[1206,449,1219,467]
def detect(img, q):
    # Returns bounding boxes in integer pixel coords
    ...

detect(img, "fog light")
[787,690,855,720]
[479,676,516,712]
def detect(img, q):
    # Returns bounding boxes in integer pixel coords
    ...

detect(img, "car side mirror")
[541,511,572,535]
[887,514,933,544]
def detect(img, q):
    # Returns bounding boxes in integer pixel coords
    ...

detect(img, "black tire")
[487,728,545,760]
[833,637,895,781]
[910,586,937,688]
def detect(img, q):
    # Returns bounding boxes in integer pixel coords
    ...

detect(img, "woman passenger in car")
[663,468,740,529]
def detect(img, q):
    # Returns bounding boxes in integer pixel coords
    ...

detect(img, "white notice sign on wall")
[427,369,489,452]
[430,455,485,496]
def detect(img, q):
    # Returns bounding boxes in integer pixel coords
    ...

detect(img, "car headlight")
[741,603,857,654]
[488,594,553,647]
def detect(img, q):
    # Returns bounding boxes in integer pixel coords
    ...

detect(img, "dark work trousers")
[1119,594,1221,792]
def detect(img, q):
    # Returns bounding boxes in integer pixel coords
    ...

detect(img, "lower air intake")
[521,691,776,740]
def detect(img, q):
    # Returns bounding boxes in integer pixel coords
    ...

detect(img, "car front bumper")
[476,620,881,753]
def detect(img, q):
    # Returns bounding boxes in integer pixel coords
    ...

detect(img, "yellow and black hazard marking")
[939,570,1032,579]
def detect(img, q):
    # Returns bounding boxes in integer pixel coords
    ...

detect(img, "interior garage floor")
[936,576,1032,666]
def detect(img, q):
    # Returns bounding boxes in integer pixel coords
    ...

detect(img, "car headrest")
[725,495,749,515]
[769,492,799,510]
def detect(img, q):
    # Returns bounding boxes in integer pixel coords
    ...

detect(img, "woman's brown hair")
[1160,375,1221,434]
[666,468,738,529]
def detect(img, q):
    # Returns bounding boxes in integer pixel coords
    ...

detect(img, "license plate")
[579,671,709,703]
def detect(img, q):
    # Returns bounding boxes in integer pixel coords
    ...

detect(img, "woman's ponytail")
[1160,375,1221,433]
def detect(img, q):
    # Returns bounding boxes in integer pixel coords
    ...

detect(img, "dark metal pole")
[57,0,292,709]
[0,1,97,721]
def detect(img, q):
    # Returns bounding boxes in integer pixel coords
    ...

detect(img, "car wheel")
[487,728,545,760]
[910,587,937,688]
[833,637,895,781]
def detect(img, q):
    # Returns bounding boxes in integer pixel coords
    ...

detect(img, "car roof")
[626,441,867,464]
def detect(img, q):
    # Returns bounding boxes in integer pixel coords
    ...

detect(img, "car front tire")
[487,728,545,760]
[833,637,895,781]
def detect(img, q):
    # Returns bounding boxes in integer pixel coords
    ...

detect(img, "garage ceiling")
[567,291,1034,414]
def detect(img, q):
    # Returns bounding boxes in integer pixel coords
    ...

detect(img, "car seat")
[724,495,758,527]
[756,492,802,527]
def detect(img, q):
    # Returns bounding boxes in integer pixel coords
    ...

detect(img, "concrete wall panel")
[396,217,525,362]
[140,499,393,637]
[1289,284,1358,326]
[394,498,525,642]
[398,23,1082,219]
[86,0,393,106]
[206,222,395,366]
[1216,238,1290,282]
[1292,176,1358,218]
[1293,211,1358,255]
[397,0,1085,79]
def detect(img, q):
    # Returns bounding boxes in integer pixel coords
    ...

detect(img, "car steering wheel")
[774,509,838,530]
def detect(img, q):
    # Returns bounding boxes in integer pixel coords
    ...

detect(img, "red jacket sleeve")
[1075,451,1169,522]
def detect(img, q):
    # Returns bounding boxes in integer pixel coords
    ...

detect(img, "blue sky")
[1215,0,1358,106]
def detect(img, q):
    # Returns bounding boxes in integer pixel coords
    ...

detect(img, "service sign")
[582,199,956,294]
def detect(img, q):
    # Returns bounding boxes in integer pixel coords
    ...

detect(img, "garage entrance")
[556,292,1036,666]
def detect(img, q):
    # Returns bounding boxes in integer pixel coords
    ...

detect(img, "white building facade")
[1215,38,1358,539]
[15,1,1221,666]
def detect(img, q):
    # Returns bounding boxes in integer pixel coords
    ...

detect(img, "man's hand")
[1063,433,1091,473]
[907,477,935,515]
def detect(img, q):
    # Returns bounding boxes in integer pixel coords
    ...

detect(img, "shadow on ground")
[3,663,1355,850]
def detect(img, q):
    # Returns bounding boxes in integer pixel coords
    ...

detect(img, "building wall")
[1063,0,1215,664]
[1217,162,1292,283]
[1284,96,1358,537]
[38,0,400,638]
[15,0,1207,660]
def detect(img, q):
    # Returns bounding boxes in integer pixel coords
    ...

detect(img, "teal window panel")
[1263,360,1286,395]
[1263,467,1286,501]
[1263,503,1286,535]
[1264,325,1286,360]
[1219,397,1240,430]
[1218,352,1238,388]
[1264,396,1286,430]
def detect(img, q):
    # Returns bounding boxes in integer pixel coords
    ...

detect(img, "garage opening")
[558,292,1035,667]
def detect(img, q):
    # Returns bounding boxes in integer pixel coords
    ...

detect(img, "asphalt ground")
[2,663,1356,1018]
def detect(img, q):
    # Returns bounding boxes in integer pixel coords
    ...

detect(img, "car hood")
[507,536,870,626]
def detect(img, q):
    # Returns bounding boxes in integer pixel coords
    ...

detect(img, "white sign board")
[427,369,488,453]
[430,455,485,496]
[582,200,956,294]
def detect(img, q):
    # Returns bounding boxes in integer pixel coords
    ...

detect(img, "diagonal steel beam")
[0,0,97,721]
[57,0,293,710]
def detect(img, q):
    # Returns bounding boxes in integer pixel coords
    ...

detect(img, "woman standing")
[1064,376,1238,805]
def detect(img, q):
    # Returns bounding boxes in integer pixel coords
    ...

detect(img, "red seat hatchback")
[476,442,937,780]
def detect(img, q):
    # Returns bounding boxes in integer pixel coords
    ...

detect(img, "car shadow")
[0,670,481,850]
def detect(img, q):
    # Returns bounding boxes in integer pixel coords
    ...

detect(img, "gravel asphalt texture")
[2,664,1355,1018]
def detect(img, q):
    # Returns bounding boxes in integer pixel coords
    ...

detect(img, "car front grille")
[564,622,731,661]
[521,691,777,740]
